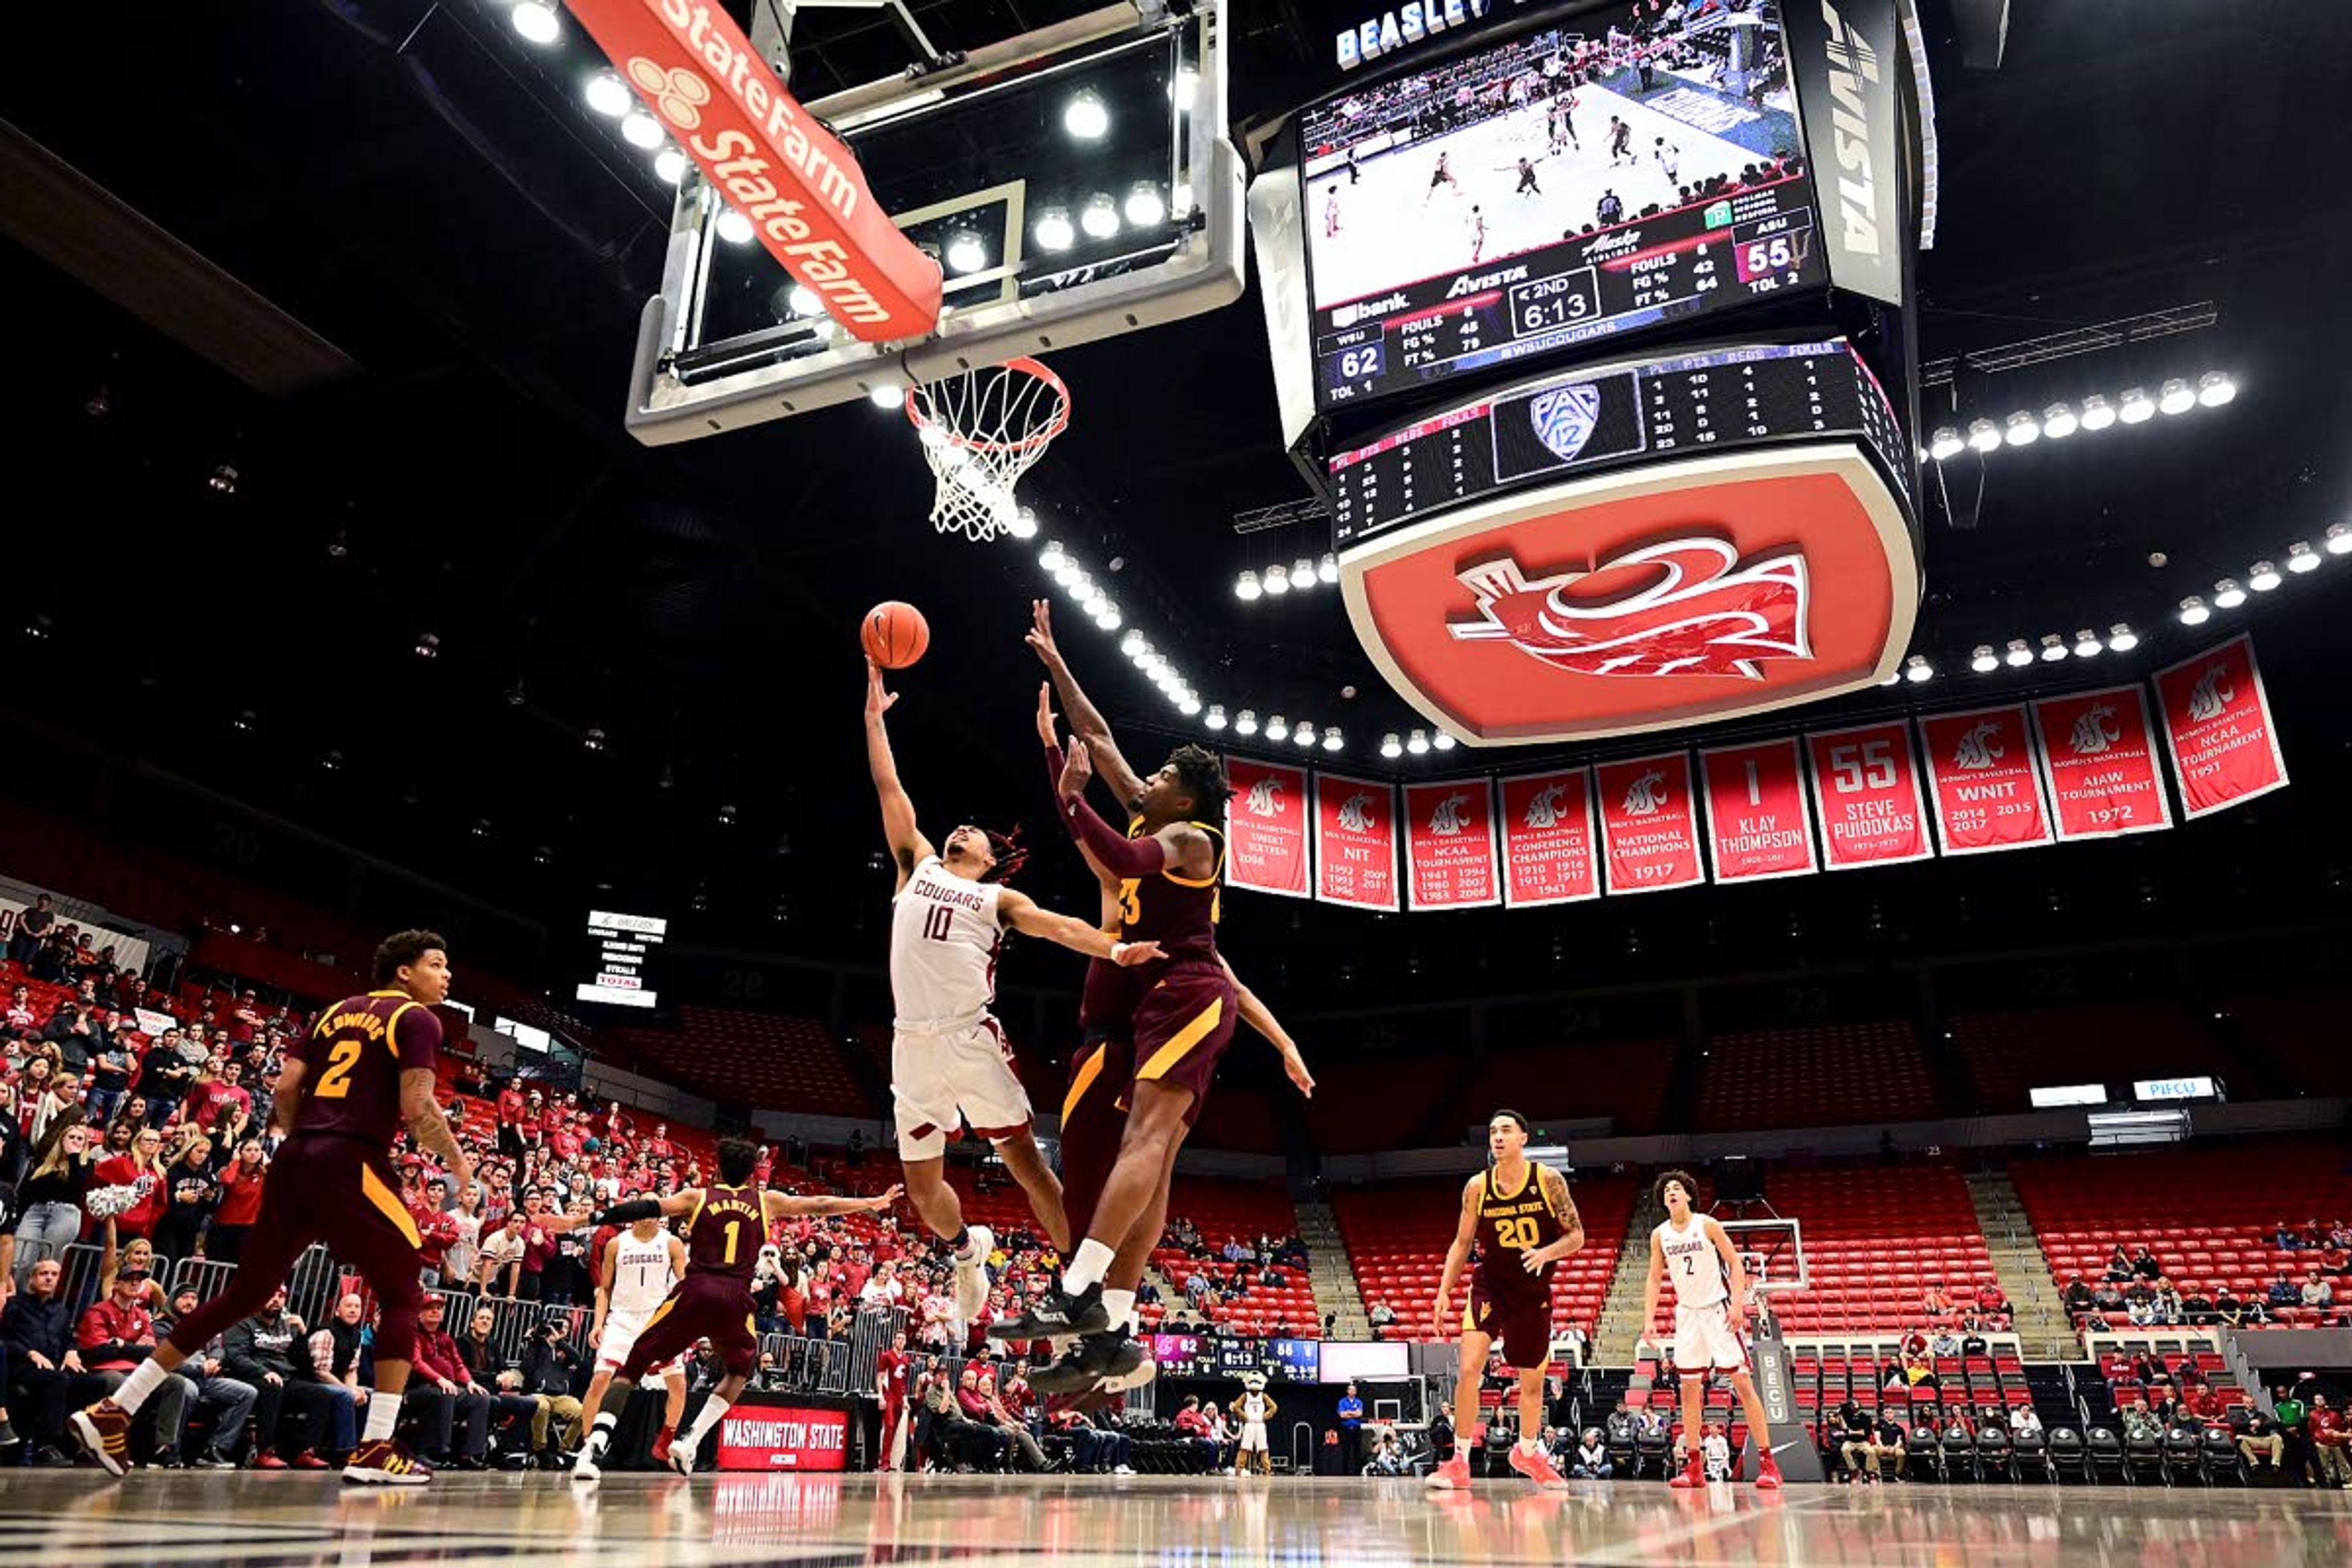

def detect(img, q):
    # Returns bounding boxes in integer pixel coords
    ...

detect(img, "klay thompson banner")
[1698,739,1817,882]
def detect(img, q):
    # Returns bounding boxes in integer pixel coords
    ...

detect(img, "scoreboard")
[575,908,667,1010]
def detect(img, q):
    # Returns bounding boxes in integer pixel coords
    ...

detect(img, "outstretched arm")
[866,660,933,892]
[1055,739,1214,879]
[766,1185,903,1221]
[997,889,1163,966]
[1026,600,1147,805]
[1219,956,1313,1099]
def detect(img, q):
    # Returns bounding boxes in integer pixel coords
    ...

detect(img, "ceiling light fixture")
[1380,732,1403,759]
[1123,182,1166,227]
[2073,628,2103,658]
[1235,709,1258,737]
[1928,426,1964,461]
[2157,377,2196,415]
[2041,402,2079,439]
[621,110,664,149]
[1406,729,1430,755]
[1235,570,1262,601]
[944,230,988,274]
[1431,732,1457,751]
[2004,411,2040,446]
[2196,371,2237,407]
[2118,386,2156,424]
[1034,206,1075,252]
[586,74,632,117]
[1324,728,1344,752]
[1080,194,1120,239]
[716,208,755,245]
[512,2,561,45]
[2107,623,2139,652]
[2330,523,2352,557]
[1904,654,1932,682]
[1316,553,1340,584]
[2211,578,2246,609]
[1205,704,1228,731]
[2177,595,2209,626]
[2247,560,2282,592]
[1970,644,1998,673]
[2078,394,2117,432]
[2004,639,2033,668]
[1263,563,1291,595]
[1064,90,1109,140]
[1965,417,2001,453]
[654,148,687,184]
[1294,722,1317,748]
[1007,507,1039,541]
[2286,541,2319,574]
[2039,633,2067,662]
[1265,714,1289,742]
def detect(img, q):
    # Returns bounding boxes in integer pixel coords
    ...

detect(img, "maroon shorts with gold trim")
[1464,1276,1555,1373]
[620,1273,760,1381]
[1058,1018,1216,1245]
[1127,961,1239,1106]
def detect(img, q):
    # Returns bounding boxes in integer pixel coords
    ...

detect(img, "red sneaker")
[1423,1453,1472,1490]
[292,1450,331,1471]
[1755,1453,1784,1490]
[251,1449,290,1471]
[1669,1453,1709,1489]
[1507,1444,1569,1490]
[650,1428,675,1467]
[68,1401,132,1478]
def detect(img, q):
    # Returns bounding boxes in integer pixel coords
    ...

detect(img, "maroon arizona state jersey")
[1115,816,1224,964]
[686,1182,765,1282]
[294,989,440,1147]
[1472,1161,1570,1303]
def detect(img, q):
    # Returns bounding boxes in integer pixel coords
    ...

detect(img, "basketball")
[861,600,930,669]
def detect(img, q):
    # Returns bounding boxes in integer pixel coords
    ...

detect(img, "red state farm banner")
[1498,768,1600,907]
[1697,739,1818,882]
[1917,705,2054,855]
[1314,771,1401,911]
[1222,757,1311,898]
[2152,634,2290,820]
[1804,720,1936,869]
[1593,753,1705,895]
[1402,779,1501,910]
[2030,686,2174,840]
[564,0,943,340]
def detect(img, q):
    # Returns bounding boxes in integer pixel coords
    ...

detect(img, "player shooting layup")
[571,1138,899,1480]
[1645,1169,1784,1489]
[1426,1109,1585,1490]
[865,660,1163,1330]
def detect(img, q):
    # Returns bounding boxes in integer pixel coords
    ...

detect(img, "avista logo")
[2068,704,2122,756]
[1950,720,2004,771]
[2187,665,2233,722]
[1449,538,1811,679]
[1244,777,1287,818]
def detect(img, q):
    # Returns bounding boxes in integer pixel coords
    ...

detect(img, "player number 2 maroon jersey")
[687,1183,765,1282]
[1115,818,1226,964]
[294,989,440,1147]
[1474,1161,1570,1300]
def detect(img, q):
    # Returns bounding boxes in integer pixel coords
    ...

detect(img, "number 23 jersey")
[295,989,442,1147]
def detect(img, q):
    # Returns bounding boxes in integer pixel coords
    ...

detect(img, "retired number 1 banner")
[1593,752,1705,895]
[1221,756,1310,898]
[1402,779,1501,910]
[1804,720,1935,869]
[1498,768,1600,907]
[1314,771,1400,911]
[2152,634,2290,819]
[2030,686,2173,840]
[1917,705,2055,854]
[1698,739,1817,881]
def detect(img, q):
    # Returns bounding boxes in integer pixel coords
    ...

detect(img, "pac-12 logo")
[2187,665,2234,722]
[1529,383,1604,464]
[1449,537,1810,679]
[1244,777,1286,818]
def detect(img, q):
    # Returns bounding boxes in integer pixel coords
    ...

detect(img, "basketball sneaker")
[985,1280,1108,1341]
[650,1427,676,1468]
[1424,1453,1472,1490]
[1030,1330,1147,1395]
[68,1401,132,1477]
[1507,1443,1569,1490]
[1668,1452,1709,1489]
[952,1225,994,1324]
[343,1437,433,1487]
[665,1436,696,1478]
[1755,1453,1784,1489]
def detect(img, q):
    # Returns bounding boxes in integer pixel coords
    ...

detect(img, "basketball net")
[904,356,1070,543]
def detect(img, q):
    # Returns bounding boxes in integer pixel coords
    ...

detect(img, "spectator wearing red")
[208,1137,268,1264]
[404,1295,493,1468]
[2309,1394,2351,1488]
[409,1174,461,1288]
[76,1261,194,1460]
[93,1124,169,1241]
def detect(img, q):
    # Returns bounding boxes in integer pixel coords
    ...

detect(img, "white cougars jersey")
[889,855,1005,1027]
[608,1230,679,1315]
[1655,1215,1730,1309]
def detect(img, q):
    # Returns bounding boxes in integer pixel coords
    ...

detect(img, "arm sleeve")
[595,1197,662,1227]
[1058,790,1168,878]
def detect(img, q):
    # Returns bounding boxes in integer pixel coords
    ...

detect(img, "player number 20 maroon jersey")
[1474,1162,1570,1301]
[295,989,440,1147]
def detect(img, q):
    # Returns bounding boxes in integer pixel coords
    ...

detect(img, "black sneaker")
[1030,1331,1145,1395]
[986,1283,1109,1341]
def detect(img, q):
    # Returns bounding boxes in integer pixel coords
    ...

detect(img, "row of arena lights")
[1235,556,1340,599]
[1924,372,2235,461]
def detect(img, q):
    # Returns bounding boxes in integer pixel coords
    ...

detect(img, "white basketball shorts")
[891,1016,1033,1161]
[598,1306,655,1373]
[1672,1300,1750,1374]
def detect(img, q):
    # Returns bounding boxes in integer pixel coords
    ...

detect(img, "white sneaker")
[570,1453,601,1483]
[953,1225,993,1324]
[666,1439,696,1478]
[1113,1464,1135,1476]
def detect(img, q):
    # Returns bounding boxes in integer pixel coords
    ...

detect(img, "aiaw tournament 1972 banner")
[1222,756,1311,898]
[2152,633,2289,819]
[1498,767,1601,907]
[1403,778,1501,910]
[2029,685,2174,840]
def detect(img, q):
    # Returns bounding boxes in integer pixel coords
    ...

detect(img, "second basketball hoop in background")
[904,356,1070,543]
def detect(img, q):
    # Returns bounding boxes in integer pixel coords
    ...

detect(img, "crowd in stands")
[2057,1235,2350,1332]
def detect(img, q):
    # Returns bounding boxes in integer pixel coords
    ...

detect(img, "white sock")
[683,1395,730,1453]
[108,1358,168,1415]
[582,1412,617,1457]
[1102,1288,1137,1333]
[1064,1239,1116,1294]
[364,1390,402,1443]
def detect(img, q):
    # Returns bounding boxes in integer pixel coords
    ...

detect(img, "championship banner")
[1402,778,1501,910]
[2151,634,2290,820]
[1593,752,1705,895]
[1314,771,1401,911]
[1917,706,2055,856]
[1804,720,1935,870]
[2030,686,2174,840]
[561,0,943,341]
[1697,739,1817,883]
[1223,757,1311,899]
[1498,767,1600,908]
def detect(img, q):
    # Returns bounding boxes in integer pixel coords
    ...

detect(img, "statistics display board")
[1298,1,1820,408]
[576,909,668,1010]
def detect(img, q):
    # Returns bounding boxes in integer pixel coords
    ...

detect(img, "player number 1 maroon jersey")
[295,989,441,1147]
[687,1183,765,1281]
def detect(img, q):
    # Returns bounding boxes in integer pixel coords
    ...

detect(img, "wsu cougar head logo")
[1621,770,1670,815]
[2187,665,2234,722]
[1338,792,1381,833]
[1245,777,1286,818]
[2068,704,2123,756]
[1427,793,1472,835]
[1522,783,1571,829]
[1951,721,2005,771]
[1449,538,1810,679]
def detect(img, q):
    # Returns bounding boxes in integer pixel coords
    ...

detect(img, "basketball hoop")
[904,356,1071,542]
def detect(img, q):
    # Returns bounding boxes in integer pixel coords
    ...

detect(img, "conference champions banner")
[2152,634,2290,819]
[1805,720,1935,869]
[1498,767,1600,907]
[1917,705,2055,855]
[1314,771,1400,911]
[1402,778,1501,910]
[1593,753,1705,895]
[1223,756,1311,898]
[1698,739,1818,882]
[2030,686,2174,840]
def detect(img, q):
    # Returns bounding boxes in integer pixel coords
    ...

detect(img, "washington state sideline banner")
[1221,756,1310,897]
[2151,634,2290,819]
[1498,767,1601,907]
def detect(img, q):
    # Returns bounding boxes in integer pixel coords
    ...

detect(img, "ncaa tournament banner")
[1313,771,1400,911]
[1917,705,2055,855]
[1784,0,1911,306]
[1593,753,1705,895]
[1223,756,1311,899]
[2030,687,2174,840]
[1498,767,1600,908]
[1698,739,1818,883]
[1402,778,1501,911]
[2151,634,2290,820]
[1804,720,1935,870]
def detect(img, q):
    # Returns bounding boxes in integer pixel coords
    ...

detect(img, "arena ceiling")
[2,0,2348,1012]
